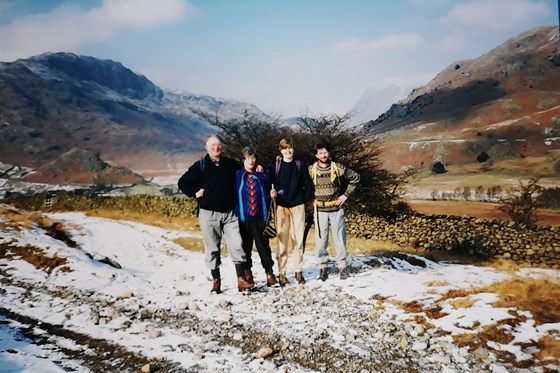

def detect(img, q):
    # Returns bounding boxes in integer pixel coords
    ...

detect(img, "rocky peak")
[20,52,163,101]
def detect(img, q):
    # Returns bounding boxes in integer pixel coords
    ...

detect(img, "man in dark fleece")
[178,134,254,294]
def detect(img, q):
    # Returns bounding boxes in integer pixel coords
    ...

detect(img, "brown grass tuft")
[84,210,199,231]
[173,237,205,253]
[481,276,560,325]
[534,335,560,364]
[0,243,70,273]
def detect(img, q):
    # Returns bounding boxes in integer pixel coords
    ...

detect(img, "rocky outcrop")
[22,148,148,185]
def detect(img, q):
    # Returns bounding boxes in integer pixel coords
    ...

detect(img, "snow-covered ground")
[0,205,558,372]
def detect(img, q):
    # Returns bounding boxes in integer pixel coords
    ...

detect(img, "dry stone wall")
[3,192,559,267]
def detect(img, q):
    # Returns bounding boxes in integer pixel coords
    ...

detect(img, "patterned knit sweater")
[309,161,360,212]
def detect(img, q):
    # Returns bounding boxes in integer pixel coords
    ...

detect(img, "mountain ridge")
[1,26,559,187]
[0,52,264,183]
[363,25,560,182]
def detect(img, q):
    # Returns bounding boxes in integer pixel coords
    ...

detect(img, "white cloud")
[407,0,452,8]
[439,0,550,33]
[90,0,190,28]
[333,33,425,54]
[0,0,191,61]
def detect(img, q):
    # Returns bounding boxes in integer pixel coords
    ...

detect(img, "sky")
[1,205,559,371]
[0,0,558,117]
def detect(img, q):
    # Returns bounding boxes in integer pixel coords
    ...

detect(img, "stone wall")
[345,212,559,267]
[3,192,559,267]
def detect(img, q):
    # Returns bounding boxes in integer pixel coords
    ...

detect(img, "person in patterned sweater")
[235,146,278,287]
[309,142,360,281]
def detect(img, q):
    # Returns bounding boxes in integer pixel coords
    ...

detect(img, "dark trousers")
[239,220,275,273]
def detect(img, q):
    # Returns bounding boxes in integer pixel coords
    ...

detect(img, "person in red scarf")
[235,146,279,287]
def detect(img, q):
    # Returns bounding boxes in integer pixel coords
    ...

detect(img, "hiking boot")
[278,274,288,287]
[295,272,306,284]
[211,278,221,294]
[244,269,254,285]
[319,268,328,282]
[339,267,350,280]
[266,272,278,287]
[238,276,254,292]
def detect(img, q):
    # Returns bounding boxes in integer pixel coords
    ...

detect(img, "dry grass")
[392,274,560,367]
[0,204,61,231]
[481,276,560,325]
[173,237,206,253]
[0,242,71,273]
[84,209,200,232]
[534,336,560,362]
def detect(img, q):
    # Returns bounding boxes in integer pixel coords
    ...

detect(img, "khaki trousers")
[276,203,306,274]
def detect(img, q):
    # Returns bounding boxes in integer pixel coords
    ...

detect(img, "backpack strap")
[276,159,302,177]
[311,163,318,185]
[275,159,281,177]
[311,161,340,185]
[331,162,340,182]
[199,158,205,173]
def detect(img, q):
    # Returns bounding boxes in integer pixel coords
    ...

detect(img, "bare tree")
[497,178,543,226]
[207,111,410,215]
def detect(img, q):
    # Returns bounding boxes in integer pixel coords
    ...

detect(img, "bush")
[538,187,560,209]
[206,111,411,216]
[497,178,543,226]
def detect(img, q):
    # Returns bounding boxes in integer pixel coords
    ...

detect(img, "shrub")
[538,187,560,209]
[497,178,543,226]
[206,111,410,216]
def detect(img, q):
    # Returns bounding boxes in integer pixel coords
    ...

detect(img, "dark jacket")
[235,169,272,223]
[177,154,240,213]
[270,159,314,208]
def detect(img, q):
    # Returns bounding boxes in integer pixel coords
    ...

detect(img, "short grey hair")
[206,134,223,145]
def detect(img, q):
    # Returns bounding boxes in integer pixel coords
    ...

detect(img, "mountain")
[0,52,264,183]
[22,148,147,185]
[363,25,560,181]
[349,84,410,125]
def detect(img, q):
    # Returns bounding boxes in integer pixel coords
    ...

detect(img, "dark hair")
[314,142,330,153]
[241,146,256,159]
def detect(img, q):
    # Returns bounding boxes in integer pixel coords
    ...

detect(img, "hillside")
[21,148,147,185]
[0,52,264,182]
[364,26,560,188]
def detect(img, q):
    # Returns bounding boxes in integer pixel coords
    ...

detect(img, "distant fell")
[0,52,264,181]
[22,148,147,185]
[363,25,560,181]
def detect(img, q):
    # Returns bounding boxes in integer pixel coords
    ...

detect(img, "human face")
[315,148,329,165]
[205,137,222,160]
[280,145,294,162]
[243,155,256,171]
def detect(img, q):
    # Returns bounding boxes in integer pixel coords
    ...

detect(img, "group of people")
[177,134,360,293]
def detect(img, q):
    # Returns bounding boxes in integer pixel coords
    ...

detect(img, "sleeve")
[177,161,202,198]
[301,162,315,203]
[341,164,360,197]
